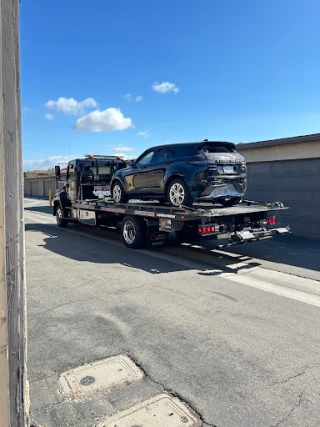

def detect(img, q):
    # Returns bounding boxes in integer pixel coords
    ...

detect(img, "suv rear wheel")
[218,197,241,207]
[112,181,128,204]
[167,178,193,207]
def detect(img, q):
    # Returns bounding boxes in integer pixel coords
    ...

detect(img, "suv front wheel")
[112,181,128,204]
[167,178,193,207]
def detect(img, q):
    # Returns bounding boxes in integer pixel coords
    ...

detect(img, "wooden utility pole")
[0,0,28,426]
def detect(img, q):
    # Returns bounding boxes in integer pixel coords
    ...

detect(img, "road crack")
[270,362,320,387]
[271,393,303,427]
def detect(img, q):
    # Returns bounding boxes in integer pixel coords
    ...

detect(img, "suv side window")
[136,150,155,167]
[174,144,198,158]
[156,149,174,163]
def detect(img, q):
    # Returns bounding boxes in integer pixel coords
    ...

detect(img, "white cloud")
[124,94,143,102]
[45,97,98,116]
[108,145,135,159]
[45,113,54,120]
[137,130,150,137]
[75,108,133,132]
[109,144,135,153]
[24,155,77,172]
[152,81,179,94]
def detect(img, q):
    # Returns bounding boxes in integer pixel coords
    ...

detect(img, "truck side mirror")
[55,165,61,180]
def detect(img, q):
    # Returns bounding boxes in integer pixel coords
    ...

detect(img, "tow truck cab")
[54,154,126,208]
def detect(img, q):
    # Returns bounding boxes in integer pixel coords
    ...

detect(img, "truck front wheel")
[121,216,146,249]
[56,204,69,228]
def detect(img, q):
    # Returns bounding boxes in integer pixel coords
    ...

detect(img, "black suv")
[110,141,247,207]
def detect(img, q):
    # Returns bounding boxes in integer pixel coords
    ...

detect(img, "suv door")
[149,148,175,194]
[126,149,156,194]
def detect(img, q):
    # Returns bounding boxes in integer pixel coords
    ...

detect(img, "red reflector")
[211,225,215,233]
[181,215,185,220]
[198,228,202,234]
[267,216,276,225]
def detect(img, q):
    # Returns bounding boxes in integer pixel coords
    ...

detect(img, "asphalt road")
[25,198,320,427]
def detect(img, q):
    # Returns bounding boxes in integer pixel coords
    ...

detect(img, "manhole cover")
[59,355,143,396]
[97,393,200,427]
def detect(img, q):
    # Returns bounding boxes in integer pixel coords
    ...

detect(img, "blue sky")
[21,0,320,170]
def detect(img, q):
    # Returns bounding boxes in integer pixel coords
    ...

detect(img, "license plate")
[223,165,234,174]
[93,186,110,198]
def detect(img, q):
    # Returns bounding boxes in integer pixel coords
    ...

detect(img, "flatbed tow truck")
[53,155,290,249]
[54,193,290,250]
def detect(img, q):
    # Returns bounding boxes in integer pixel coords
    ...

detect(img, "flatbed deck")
[54,196,290,249]
[71,198,288,221]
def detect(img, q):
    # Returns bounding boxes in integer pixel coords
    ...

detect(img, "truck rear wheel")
[122,216,146,249]
[56,204,69,228]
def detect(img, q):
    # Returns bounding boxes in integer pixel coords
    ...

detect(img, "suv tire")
[167,178,193,207]
[112,181,128,204]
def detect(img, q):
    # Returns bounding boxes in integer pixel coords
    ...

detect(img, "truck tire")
[112,181,128,204]
[167,178,193,207]
[218,197,241,207]
[121,216,146,249]
[56,204,69,228]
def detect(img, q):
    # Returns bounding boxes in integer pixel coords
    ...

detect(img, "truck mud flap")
[146,225,167,249]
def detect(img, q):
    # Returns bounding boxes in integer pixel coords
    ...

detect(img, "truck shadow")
[25,222,192,275]
[176,234,320,274]
[25,222,320,276]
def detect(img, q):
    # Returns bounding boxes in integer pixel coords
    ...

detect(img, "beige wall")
[24,177,55,197]
[237,139,320,163]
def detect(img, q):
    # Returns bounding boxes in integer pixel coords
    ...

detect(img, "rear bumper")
[225,226,291,246]
[199,181,246,200]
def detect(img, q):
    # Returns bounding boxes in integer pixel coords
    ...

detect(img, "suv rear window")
[200,143,236,154]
